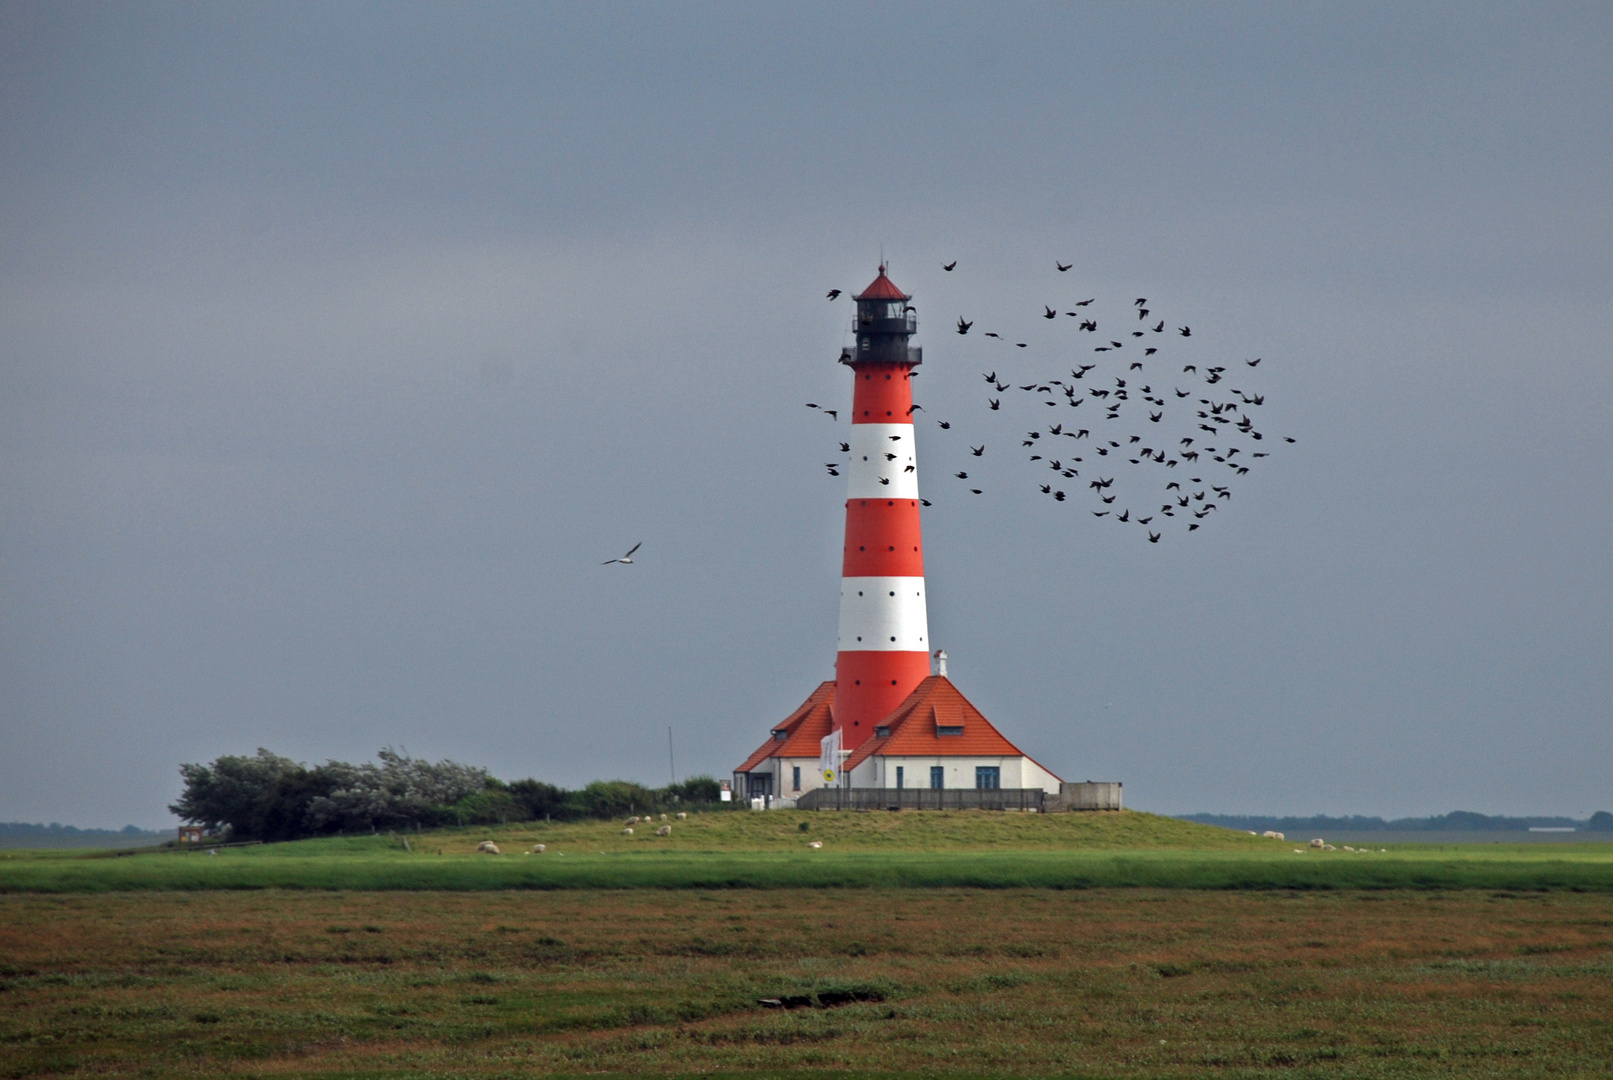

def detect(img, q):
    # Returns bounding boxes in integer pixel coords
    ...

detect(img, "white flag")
[819,727,843,786]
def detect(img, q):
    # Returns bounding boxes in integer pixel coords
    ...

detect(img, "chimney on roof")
[934,649,948,677]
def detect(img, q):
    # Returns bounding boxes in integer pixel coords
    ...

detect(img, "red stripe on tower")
[834,266,930,749]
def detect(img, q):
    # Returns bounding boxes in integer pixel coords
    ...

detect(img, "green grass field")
[3,812,1612,1077]
[3,810,1611,893]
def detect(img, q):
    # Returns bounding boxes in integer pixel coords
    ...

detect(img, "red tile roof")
[735,681,835,772]
[842,676,1059,779]
[854,266,910,301]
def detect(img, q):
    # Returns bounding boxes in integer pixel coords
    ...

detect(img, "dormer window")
[772,729,787,741]
[875,725,890,737]
[937,724,964,737]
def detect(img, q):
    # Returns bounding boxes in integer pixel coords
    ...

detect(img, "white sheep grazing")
[532,844,546,854]
[477,841,501,854]
[626,816,639,825]
[657,825,671,836]
[807,840,823,849]
[1262,830,1285,840]
[676,812,687,820]
[622,827,634,835]
[1309,838,1326,849]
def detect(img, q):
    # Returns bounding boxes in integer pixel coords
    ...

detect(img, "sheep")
[622,827,634,835]
[477,841,501,854]
[1262,830,1285,840]
[625,816,639,825]
[807,840,823,849]
[676,812,687,820]
[659,813,668,821]
[531,844,546,854]
[657,825,671,837]
[1309,838,1326,849]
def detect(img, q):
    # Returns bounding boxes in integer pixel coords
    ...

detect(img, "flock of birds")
[810,262,1295,543]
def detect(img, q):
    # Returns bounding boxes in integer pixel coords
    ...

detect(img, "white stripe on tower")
[844,423,920,500]
[837,577,929,651]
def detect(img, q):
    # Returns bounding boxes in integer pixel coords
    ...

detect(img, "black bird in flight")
[1246,357,1261,367]
[937,420,951,429]
[1044,306,1057,319]
[906,404,923,414]
[1054,491,1066,501]
[984,332,1000,339]
[1117,509,1130,522]
[878,477,890,485]
[1093,511,1109,517]
[970,489,983,494]
[920,499,932,506]
[825,465,839,476]
[1134,298,1147,306]
[1178,326,1192,337]
[1016,343,1028,348]
[1145,348,1157,355]
[957,317,973,334]
[1130,362,1143,370]
[806,403,817,409]
[824,410,837,420]
[826,290,841,300]
[943,261,957,271]
[839,442,850,452]
[1075,298,1094,306]
[1284,436,1296,443]
[1040,484,1051,493]
[602,542,642,566]
[982,370,997,383]
[1152,321,1164,332]
[1056,261,1073,271]
[970,445,985,456]
[1138,308,1149,320]
[989,399,1000,410]
[1148,532,1160,543]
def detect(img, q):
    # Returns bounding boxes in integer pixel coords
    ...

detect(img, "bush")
[508,779,566,820]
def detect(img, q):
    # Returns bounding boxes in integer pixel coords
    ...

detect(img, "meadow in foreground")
[2,888,1610,1079]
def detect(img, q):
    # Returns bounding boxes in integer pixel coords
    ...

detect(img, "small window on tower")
[886,302,905,319]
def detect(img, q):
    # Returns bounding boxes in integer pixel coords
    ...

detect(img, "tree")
[169,749,332,841]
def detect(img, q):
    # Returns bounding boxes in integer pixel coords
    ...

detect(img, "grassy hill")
[3,809,1611,892]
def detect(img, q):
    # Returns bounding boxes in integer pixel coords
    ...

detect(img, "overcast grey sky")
[3,2,1610,827]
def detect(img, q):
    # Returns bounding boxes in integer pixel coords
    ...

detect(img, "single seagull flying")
[602,542,642,565]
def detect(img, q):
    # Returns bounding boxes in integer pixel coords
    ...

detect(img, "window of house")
[975,766,1001,790]
[930,766,944,790]
[895,766,904,790]
[792,765,801,791]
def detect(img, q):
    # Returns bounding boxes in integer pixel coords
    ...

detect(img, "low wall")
[1054,782,1123,811]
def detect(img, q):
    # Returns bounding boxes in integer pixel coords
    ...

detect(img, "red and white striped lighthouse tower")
[833,266,930,749]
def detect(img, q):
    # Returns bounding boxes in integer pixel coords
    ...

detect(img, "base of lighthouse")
[733,670,1065,808]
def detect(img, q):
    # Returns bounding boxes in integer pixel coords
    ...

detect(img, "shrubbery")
[170,748,728,840]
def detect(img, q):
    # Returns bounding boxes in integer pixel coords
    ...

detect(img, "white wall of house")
[743,756,826,798]
[845,754,1061,793]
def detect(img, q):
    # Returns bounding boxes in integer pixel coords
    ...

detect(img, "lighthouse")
[734,267,1073,808]
[833,266,931,747]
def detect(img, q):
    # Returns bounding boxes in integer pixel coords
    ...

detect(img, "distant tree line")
[169,748,728,842]
[1182,811,1613,834]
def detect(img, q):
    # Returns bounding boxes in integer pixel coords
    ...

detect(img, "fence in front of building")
[796,787,1048,811]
